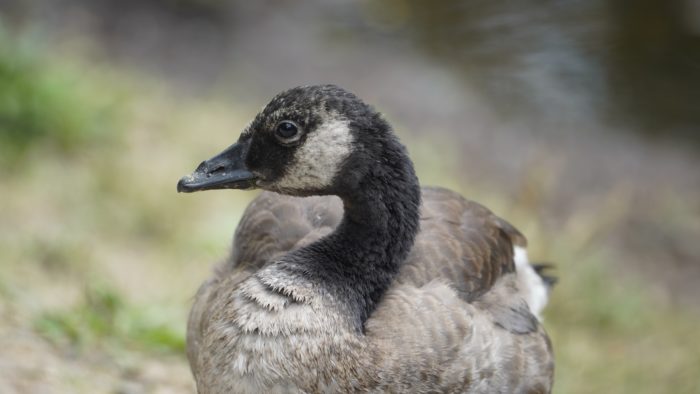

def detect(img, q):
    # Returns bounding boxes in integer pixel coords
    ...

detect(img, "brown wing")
[228,192,344,271]
[396,186,526,301]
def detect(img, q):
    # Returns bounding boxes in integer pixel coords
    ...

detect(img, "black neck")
[282,136,421,331]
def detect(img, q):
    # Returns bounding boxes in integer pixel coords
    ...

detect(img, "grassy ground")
[1,40,699,393]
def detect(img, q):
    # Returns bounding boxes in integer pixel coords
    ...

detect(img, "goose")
[177,85,555,393]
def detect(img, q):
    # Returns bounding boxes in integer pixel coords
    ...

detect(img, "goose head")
[178,85,421,327]
[177,84,398,198]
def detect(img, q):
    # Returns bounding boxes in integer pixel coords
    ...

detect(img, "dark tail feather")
[532,263,558,290]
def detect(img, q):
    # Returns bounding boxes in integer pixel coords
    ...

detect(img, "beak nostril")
[206,165,226,178]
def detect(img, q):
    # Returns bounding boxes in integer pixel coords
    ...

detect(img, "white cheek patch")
[274,118,354,190]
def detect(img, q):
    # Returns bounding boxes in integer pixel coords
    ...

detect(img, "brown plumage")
[179,85,554,393]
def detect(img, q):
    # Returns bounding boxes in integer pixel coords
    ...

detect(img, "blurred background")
[1,1,699,393]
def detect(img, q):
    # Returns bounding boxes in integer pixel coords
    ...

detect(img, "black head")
[177,85,394,197]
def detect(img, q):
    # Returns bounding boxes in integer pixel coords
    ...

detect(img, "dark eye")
[275,121,300,142]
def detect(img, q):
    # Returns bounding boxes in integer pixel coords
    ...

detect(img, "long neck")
[285,138,422,331]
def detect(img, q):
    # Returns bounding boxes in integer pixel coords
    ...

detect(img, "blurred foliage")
[35,284,185,354]
[543,247,700,393]
[0,25,121,165]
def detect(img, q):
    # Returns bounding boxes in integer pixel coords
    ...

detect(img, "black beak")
[177,141,257,193]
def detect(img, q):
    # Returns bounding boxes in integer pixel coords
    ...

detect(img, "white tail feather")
[513,246,549,320]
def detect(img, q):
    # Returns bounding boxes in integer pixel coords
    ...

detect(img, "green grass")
[35,283,185,353]
[543,245,700,393]
[0,29,698,393]
[0,24,123,165]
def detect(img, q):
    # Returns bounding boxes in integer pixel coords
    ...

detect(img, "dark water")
[381,0,700,140]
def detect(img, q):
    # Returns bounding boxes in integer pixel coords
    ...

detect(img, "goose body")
[178,85,554,393]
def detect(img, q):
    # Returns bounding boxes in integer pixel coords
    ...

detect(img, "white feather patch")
[274,118,353,190]
[513,246,549,319]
